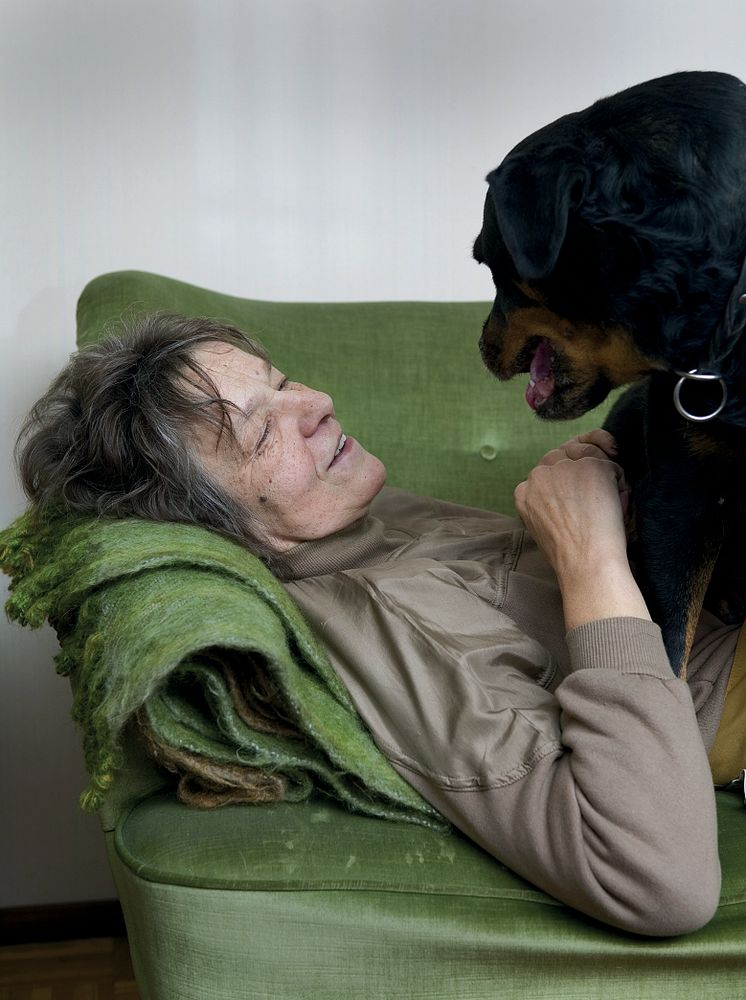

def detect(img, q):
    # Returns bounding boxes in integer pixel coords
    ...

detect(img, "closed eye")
[255,375,290,454]
[256,421,271,453]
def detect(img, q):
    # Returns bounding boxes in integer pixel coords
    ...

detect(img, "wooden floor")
[0,937,139,1000]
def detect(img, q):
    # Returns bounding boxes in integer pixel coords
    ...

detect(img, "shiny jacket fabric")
[275,487,737,935]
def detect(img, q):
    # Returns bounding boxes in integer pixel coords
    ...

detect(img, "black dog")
[473,70,746,676]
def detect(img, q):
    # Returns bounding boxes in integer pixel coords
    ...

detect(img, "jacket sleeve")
[395,617,721,937]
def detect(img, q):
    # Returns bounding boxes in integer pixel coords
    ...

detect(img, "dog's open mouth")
[525,339,556,411]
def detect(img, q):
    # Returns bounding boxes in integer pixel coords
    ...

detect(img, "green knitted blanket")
[0,508,446,830]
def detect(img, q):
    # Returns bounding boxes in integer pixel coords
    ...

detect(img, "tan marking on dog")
[680,556,721,681]
[484,306,661,385]
[685,425,741,462]
[516,281,546,304]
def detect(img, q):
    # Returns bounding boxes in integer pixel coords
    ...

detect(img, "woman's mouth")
[330,433,348,466]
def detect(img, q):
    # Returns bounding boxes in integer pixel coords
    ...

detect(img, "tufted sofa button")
[480,444,497,461]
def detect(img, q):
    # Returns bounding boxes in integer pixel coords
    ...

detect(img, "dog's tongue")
[525,339,556,411]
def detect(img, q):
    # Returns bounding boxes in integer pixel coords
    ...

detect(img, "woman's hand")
[514,429,650,630]
[514,429,629,574]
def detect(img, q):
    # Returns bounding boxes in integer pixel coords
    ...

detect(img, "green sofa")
[69,272,746,997]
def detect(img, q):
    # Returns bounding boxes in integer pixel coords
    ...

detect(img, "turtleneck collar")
[269,512,394,581]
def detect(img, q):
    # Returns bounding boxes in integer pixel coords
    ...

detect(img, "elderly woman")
[17,314,738,937]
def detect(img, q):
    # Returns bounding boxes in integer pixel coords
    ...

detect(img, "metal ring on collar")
[673,369,728,422]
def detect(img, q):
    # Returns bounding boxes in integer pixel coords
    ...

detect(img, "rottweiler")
[473,70,746,677]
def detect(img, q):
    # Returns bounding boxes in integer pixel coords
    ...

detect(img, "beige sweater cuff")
[565,617,673,678]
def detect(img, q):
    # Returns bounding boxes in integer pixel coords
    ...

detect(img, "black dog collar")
[673,253,746,423]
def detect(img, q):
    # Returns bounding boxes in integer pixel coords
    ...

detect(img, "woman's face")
[189,342,387,550]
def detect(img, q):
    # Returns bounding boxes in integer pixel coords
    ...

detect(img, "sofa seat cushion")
[118,788,746,916]
[111,790,746,999]
[117,791,554,900]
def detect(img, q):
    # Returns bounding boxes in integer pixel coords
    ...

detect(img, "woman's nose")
[290,386,335,435]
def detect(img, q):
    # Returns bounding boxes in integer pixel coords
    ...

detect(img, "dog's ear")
[487,156,588,281]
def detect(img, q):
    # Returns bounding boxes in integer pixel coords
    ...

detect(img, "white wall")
[2,0,744,908]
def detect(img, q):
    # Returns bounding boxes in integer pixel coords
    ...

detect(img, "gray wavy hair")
[16,313,276,562]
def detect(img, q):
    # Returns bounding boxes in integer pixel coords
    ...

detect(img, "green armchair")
[57,272,746,996]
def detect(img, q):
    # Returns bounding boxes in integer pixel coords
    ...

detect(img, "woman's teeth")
[334,433,347,458]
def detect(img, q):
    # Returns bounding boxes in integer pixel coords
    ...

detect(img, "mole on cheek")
[259,496,267,504]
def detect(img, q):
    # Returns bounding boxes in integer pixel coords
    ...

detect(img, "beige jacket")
[274,487,737,936]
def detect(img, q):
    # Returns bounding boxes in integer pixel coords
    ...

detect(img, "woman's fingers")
[576,428,618,456]
[536,429,619,468]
